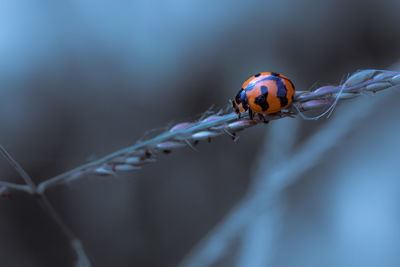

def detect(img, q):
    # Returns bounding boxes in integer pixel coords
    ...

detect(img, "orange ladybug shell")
[242,72,295,114]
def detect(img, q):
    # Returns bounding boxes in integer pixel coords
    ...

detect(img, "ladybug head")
[232,89,248,114]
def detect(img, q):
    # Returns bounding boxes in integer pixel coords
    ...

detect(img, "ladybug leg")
[248,109,254,120]
[282,111,296,118]
[258,113,269,124]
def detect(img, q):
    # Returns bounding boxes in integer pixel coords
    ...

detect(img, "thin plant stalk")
[0,145,91,267]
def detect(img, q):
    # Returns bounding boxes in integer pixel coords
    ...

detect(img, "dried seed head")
[124,157,141,165]
[373,72,393,82]
[201,115,222,123]
[294,91,308,97]
[294,92,313,101]
[93,166,115,176]
[169,122,195,132]
[366,82,392,92]
[125,157,156,166]
[345,70,377,87]
[114,164,141,172]
[392,74,400,84]
[109,156,127,164]
[314,85,337,94]
[300,100,333,111]
[191,131,221,141]
[227,120,258,132]
[295,86,336,102]
[333,92,359,100]
[30,69,400,192]
[156,141,186,150]
[126,149,149,158]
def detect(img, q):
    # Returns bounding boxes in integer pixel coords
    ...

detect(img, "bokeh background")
[1,0,400,266]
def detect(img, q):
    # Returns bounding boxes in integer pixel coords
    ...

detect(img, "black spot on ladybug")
[257,75,288,107]
[255,85,269,111]
[275,77,288,107]
[235,88,249,110]
[235,89,244,103]
[254,73,261,77]
[278,96,288,107]
[232,99,239,113]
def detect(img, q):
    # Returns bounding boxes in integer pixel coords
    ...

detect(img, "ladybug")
[232,72,295,120]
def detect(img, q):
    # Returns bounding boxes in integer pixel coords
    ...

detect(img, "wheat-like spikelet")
[0,69,399,196]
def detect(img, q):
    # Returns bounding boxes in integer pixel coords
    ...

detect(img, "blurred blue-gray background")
[1,0,400,266]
